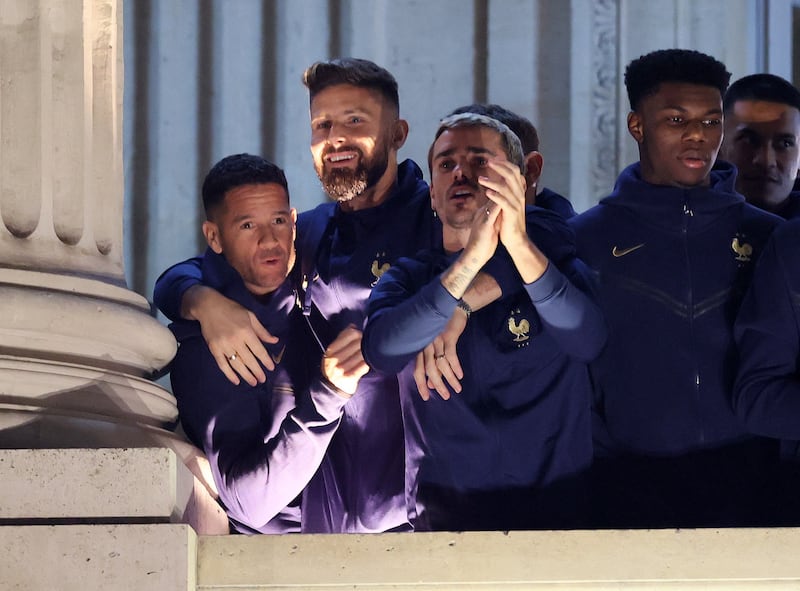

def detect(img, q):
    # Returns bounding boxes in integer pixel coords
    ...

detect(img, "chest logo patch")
[370,251,390,286]
[507,314,531,343]
[612,243,645,258]
[731,237,753,262]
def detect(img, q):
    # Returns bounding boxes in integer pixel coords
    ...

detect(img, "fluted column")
[0,0,178,448]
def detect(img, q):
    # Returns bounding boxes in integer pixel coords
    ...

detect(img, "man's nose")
[326,122,348,145]
[683,120,707,142]
[452,161,469,181]
[258,226,278,245]
[753,142,777,168]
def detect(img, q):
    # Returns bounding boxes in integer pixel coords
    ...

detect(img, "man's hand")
[322,325,369,396]
[479,160,548,283]
[184,285,278,387]
[412,308,468,401]
[462,193,502,268]
[479,159,527,250]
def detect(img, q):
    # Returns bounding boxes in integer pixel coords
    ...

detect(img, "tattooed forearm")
[440,255,481,300]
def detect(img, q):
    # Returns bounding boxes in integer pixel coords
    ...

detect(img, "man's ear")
[392,119,409,150]
[202,220,223,254]
[524,151,544,189]
[627,111,644,143]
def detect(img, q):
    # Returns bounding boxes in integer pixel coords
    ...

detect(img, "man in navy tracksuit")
[734,218,800,523]
[721,73,800,219]
[569,49,783,527]
[363,113,606,531]
[167,154,367,533]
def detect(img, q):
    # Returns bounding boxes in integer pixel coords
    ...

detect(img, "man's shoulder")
[569,202,612,232]
[297,202,335,228]
[737,202,784,238]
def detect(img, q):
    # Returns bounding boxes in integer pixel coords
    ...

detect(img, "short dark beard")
[318,144,390,203]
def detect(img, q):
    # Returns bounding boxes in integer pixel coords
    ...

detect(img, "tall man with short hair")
[721,73,800,218]
[168,153,367,534]
[570,49,783,527]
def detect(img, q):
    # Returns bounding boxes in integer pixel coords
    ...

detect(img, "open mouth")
[450,188,474,200]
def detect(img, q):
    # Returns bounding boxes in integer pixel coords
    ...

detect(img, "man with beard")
[720,73,800,218]
[155,58,440,532]
[569,49,783,528]
[168,153,368,533]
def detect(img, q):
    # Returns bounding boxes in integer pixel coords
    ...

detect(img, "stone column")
[0,0,178,449]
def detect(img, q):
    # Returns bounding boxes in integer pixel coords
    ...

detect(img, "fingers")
[441,318,465,381]
[250,313,279,344]
[479,160,526,209]
[322,326,370,395]
[421,342,450,400]
[436,352,463,394]
[209,346,242,386]
[413,351,431,401]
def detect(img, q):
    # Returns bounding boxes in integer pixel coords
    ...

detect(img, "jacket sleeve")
[733,232,800,439]
[363,260,458,374]
[524,257,607,363]
[153,257,204,321]
[171,330,348,532]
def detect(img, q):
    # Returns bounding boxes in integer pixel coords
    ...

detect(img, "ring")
[228,353,237,362]
[434,354,446,360]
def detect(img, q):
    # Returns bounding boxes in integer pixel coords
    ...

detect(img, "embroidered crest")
[731,237,753,262]
[507,308,530,343]
[370,251,390,286]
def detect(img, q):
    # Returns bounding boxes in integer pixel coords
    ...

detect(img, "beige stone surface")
[198,528,800,589]
[0,524,196,590]
[0,448,191,522]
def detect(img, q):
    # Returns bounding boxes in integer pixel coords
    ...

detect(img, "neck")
[338,160,399,213]
[442,226,469,254]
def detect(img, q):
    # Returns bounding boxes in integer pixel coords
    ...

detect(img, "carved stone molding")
[590,0,620,199]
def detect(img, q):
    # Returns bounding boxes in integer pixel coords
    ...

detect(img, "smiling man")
[569,49,783,528]
[168,153,368,534]
[363,114,606,531]
[721,73,800,218]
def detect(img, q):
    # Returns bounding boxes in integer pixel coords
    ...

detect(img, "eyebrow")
[230,209,291,223]
[311,106,372,120]
[433,145,496,161]
[660,105,723,116]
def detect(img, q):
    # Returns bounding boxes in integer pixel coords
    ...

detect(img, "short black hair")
[202,153,289,218]
[303,57,399,114]
[448,103,540,153]
[723,73,800,113]
[625,49,731,111]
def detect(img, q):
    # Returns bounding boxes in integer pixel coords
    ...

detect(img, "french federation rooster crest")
[508,316,530,342]
[370,259,391,286]
[731,237,752,262]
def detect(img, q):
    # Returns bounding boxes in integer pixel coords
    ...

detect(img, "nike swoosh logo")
[612,243,645,258]
[270,345,286,366]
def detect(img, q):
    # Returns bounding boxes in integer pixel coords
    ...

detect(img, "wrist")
[456,298,472,319]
